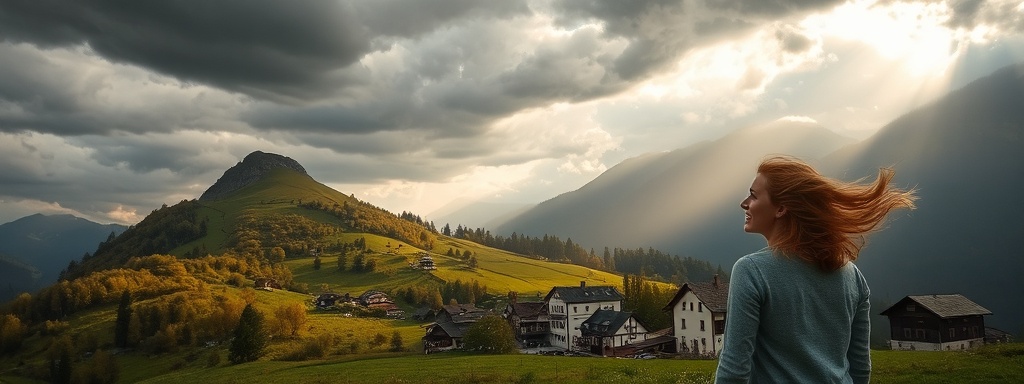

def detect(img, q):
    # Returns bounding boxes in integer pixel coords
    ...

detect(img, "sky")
[1,0,1022,226]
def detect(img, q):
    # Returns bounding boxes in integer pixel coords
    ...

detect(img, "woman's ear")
[775,206,787,218]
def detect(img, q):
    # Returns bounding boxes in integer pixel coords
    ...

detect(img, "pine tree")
[229,304,268,364]
[115,290,132,348]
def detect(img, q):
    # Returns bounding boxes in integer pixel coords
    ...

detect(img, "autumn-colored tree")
[0,314,27,354]
[273,303,307,337]
[268,247,286,264]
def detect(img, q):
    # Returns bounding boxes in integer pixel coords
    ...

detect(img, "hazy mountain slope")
[817,62,1024,331]
[496,121,855,258]
[0,214,126,299]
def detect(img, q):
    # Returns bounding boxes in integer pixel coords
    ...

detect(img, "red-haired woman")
[715,155,916,384]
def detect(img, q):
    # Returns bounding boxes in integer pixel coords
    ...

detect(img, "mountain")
[199,150,308,201]
[0,213,127,300]
[496,119,856,259]
[62,151,623,297]
[817,62,1024,332]
[497,62,1024,332]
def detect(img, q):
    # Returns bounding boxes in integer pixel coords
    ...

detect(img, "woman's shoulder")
[732,247,775,271]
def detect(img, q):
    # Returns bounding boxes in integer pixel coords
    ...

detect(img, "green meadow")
[130,344,1024,384]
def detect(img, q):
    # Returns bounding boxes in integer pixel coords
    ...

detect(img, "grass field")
[124,344,1024,384]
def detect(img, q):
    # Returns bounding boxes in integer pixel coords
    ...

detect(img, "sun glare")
[807,0,959,77]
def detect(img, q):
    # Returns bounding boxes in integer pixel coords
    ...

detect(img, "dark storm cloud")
[0,0,371,102]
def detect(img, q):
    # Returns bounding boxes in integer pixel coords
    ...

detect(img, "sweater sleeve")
[715,256,763,384]
[847,271,872,384]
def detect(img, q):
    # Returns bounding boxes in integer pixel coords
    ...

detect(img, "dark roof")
[544,285,623,304]
[440,303,489,323]
[429,317,473,338]
[664,277,729,313]
[880,294,992,318]
[510,301,546,318]
[580,309,635,337]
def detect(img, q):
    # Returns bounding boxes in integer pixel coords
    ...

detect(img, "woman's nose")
[740,199,749,210]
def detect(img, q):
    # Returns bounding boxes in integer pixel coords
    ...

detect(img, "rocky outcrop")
[199,151,307,201]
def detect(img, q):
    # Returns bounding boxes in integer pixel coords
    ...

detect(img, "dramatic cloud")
[0,0,1021,225]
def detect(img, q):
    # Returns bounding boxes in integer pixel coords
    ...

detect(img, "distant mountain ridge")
[199,151,308,201]
[496,119,856,256]
[0,213,127,300]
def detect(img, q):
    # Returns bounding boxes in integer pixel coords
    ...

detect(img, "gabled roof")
[880,294,992,318]
[440,303,489,323]
[663,277,729,313]
[428,317,473,338]
[509,301,545,318]
[580,309,636,337]
[544,285,623,304]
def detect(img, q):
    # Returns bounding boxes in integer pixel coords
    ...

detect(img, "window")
[585,305,589,312]
[573,306,577,313]
[700,320,705,332]
[681,319,686,330]
[682,301,686,311]
[915,329,926,340]
[971,326,979,337]
[949,328,956,339]
[903,328,912,338]
[907,304,916,312]
[690,303,693,311]
[698,303,703,313]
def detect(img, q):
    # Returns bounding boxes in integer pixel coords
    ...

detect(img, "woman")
[715,155,916,384]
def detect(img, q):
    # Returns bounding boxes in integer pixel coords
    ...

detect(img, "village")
[303,274,1013,358]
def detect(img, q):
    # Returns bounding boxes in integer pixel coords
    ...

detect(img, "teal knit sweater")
[714,248,871,384]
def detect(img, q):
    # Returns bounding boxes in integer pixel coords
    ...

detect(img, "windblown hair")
[758,155,917,272]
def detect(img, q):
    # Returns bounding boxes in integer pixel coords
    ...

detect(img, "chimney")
[713,274,720,288]
[580,281,586,288]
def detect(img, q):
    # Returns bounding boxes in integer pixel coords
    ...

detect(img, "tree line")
[299,200,437,250]
[443,224,726,285]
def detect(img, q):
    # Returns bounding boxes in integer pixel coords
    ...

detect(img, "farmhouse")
[359,290,393,306]
[544,282,624,352]
[880,294,992,351]
[313,293,345,310]
[502,292,549,348]
[577,309,651,357]
[422,303,489,354]
[664,275,728,356]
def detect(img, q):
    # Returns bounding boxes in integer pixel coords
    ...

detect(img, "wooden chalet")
[880,294,992,351]
[411,307,436,322]
[664,275,728,356]
[359,290,393,306]
[422,303,489,354]
[314,293,344,310]
[503,293,549,348]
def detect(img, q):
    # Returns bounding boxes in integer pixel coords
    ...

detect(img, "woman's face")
[740,173,784,241]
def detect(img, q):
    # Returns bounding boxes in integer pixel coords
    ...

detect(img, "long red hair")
[758,155,917,272]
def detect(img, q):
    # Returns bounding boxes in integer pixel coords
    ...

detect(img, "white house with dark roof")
[577,309,650,356]
[664,275,729,356]
[880,294,992,351]
[544,281,623,351]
